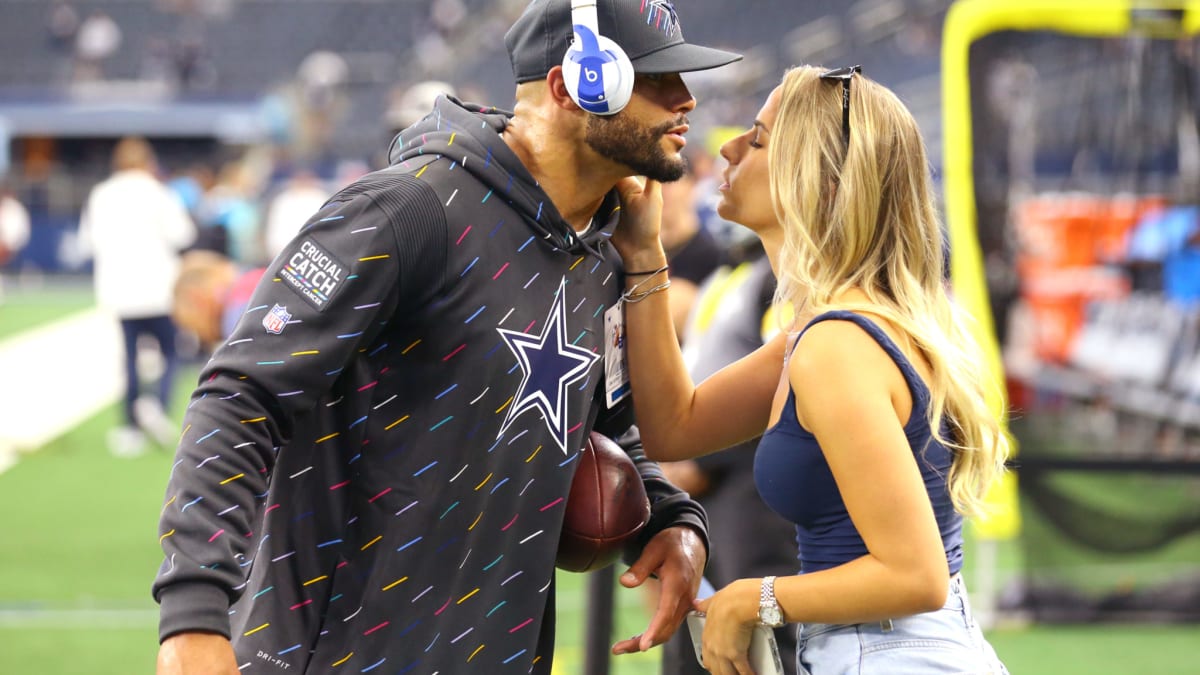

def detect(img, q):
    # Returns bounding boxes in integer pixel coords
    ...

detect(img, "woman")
[610,66,1010,674]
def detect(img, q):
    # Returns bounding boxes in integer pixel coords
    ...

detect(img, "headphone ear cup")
[595,35,634,114]
[562,31,633,115]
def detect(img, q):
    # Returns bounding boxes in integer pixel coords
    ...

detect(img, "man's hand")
[157,632,239,675]
[610,525,706,655]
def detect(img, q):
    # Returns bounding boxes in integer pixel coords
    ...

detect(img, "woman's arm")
[780,319,949,617]
[696,319,951,667]
[612,178,780,460]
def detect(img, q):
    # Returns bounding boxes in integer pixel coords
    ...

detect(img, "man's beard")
[585,114,686,182]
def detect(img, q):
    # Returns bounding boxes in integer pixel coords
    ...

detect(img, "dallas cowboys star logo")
[497,277,599,454]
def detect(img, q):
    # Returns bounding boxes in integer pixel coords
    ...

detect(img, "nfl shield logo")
[263,304,291,334]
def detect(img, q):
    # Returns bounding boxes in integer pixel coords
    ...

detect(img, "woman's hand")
[693,578,761,675]
[612,176,666,267]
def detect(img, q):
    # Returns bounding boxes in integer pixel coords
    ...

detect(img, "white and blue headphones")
[561,0,634,115]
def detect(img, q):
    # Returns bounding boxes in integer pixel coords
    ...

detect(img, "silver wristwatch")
[758,575,785,627]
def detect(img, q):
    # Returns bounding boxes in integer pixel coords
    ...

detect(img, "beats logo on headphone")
[561,0,634,115]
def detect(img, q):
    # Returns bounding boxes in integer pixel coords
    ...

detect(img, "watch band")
[758,575,785,627]
[760,575,777,606]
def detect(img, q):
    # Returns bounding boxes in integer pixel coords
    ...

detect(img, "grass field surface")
[0,279,95,341]
[1,293,1197,673]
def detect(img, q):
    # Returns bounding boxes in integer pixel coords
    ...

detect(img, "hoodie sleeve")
[153,178,447,642]
[618,426,709,564]
[592,401,710,564]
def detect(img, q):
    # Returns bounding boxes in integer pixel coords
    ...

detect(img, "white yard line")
[0,308,123,472]
[0,608,158,628]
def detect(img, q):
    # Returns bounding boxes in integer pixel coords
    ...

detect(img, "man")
[154,1,741,672]
[262,170,330,262]
[78,136,196,455]
[0,180,31,303]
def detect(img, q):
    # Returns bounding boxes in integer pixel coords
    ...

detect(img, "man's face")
[584,73,694,182]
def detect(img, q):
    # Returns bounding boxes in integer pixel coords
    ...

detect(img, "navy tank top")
[753,310,964,574]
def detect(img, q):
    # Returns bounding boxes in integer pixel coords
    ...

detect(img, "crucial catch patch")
[279,238,347,310]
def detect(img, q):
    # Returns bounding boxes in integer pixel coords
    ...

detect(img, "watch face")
[759,605,783,626]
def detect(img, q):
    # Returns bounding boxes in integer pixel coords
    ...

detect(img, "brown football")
[556,431,652,573]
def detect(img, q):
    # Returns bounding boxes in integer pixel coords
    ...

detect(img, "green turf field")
[0,280,95,341]
[1,299,1198,673]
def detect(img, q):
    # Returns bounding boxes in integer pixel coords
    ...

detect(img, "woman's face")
[716,86,782,234]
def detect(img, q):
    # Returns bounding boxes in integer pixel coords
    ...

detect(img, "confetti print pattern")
[155,100,630,673]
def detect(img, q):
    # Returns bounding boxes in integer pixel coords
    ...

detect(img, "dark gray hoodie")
[153,96,706,673]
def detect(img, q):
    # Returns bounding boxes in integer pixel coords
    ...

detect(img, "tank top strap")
[796,310,931,416]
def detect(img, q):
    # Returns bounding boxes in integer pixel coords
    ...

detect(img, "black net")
[968,24,1200,622]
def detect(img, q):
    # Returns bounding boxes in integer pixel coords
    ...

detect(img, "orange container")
[1025,295,1085,364]
[1017,262,1129,365]
[1095,194,1167,263]
[1015,194,1100,267]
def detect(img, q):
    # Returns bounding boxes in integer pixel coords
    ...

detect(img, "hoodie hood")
[388,95,614,258]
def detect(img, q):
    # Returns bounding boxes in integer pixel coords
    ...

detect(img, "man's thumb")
[619,566,649,588]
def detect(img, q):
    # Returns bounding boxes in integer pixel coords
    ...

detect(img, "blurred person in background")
[292,50,351,166]
[169,162,226,254]
[658,155,726,340]
[376,79,459,170]
[45,0,80,82]
[685,139,719,231]
[262,168,330,261]
[611,66,1010,674]
[152,0,741,672]
[197,159,263,265]
[172,250,266,350]
[0,180,32,303]
[79,136,196,457]
[386,79,459,140]
[73,9,122,82]
[694,126,759,254]
[167,162,215,225]
[46,0,79,53]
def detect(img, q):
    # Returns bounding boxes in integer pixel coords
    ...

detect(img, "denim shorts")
[794,574,1009,675]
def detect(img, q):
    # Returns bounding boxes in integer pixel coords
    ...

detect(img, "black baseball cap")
[505,0,742,84]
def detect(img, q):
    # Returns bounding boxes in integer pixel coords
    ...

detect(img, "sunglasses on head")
[819,65,862,148]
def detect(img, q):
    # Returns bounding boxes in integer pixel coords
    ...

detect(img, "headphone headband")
[562,0,633,115]
[571,0,599,32]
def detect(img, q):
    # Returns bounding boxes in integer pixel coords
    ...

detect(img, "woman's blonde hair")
[768,65,1008,517]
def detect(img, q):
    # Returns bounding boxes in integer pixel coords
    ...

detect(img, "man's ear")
[546,66,583,112]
